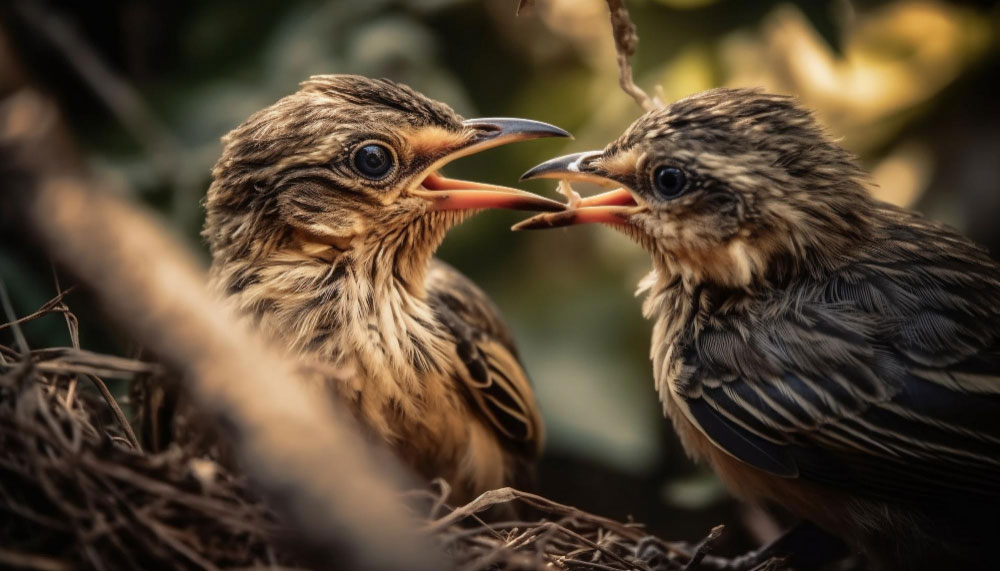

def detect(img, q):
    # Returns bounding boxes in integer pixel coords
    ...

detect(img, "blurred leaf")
[654,43,716,101]
[794,0,845,55]
[662,472,728,509]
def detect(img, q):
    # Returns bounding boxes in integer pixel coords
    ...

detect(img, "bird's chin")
[421,206,476,229]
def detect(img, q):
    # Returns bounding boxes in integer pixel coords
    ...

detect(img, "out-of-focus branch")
[0,32,441,571]
[605,0,662,111]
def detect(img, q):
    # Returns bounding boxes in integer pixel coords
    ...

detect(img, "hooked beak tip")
[519,150,605,182]
[461,117,572,146]
[518,167,540,182]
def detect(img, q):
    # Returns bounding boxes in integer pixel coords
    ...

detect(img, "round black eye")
[652,166,688,199]
[353,144,394,179]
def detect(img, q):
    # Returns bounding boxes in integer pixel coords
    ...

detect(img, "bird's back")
[654,202,1000,568]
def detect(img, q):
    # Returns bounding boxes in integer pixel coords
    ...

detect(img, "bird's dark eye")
[353,144,394,179]
[652,166,688,199]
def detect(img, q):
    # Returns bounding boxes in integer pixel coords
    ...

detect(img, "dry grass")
[0,290,785,571]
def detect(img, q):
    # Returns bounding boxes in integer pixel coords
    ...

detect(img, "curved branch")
[605,0,663,112]
[0,26,442,568]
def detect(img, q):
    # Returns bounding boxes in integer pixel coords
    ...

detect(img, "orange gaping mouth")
[419,171,498,192]
[405,116,571,213]
[511,187,640,230]
[411,171,565,212]
[512,148,646,228]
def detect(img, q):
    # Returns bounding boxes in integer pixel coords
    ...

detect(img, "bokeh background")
[2,0,999,552]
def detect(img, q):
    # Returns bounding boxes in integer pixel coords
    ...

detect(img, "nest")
[0,292,784,571]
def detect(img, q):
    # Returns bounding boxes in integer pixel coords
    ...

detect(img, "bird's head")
[204,75,568,281]
[516,88,871,287]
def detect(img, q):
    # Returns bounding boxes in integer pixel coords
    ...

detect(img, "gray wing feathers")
[681,216,1000,502]
[426,259,544,457]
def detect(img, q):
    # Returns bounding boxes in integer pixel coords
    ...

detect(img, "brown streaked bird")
[517,88,1000,570]
[201,75,568,500]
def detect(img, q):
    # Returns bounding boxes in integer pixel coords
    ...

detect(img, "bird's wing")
[426,259,544,457]
[678,222,1000,504]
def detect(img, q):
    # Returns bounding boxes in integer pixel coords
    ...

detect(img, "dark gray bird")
[516,87,1000,570]
[199,75,569,501]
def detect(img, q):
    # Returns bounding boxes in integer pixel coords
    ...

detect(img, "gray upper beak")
[461,118,572,151]
[520,151,608,184]
[431,118,571,166]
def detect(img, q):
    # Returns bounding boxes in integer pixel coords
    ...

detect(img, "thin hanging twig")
[605,0,663,112]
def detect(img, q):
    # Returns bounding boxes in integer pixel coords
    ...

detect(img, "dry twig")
[0,292,777,570]
[516,0,662,110]
[605,0,663,112]
[0,337,759,571]
[420,484,753,571]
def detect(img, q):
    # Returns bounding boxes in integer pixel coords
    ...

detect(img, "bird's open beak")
[410,118,571,213]
[511,151,640,230]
